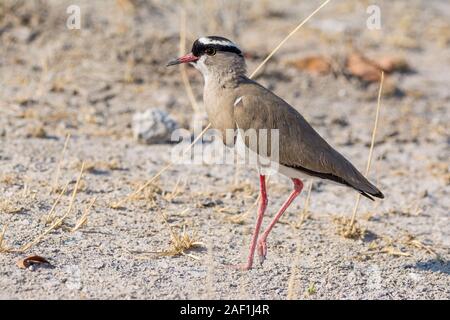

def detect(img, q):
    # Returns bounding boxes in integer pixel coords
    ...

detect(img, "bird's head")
[167,36,246,79]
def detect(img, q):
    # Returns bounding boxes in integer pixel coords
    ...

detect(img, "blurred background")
[1,0,449,137]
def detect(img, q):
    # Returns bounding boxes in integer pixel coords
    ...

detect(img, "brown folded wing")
[234,78,383,199]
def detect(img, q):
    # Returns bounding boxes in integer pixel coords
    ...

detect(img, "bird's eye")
[205,48,216,56]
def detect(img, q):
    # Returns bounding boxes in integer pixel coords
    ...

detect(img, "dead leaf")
[375,56,410,73]
[346,52,411,83]
[17,255,51,269]
[346,53,381,83]
[288,56,332,75]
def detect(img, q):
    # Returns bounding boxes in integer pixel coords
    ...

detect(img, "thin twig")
[19,163,85,252]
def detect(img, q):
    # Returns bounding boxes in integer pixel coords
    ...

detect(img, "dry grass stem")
[363,245,411,257]
[163,176,186,202]
[249,0,331,78]
[42,180,70,225]
[52,133,71,193]
[346,71,384,237]
[0,225,11,253]
[71,196,97,232]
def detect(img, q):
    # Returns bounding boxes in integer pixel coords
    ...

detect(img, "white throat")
[191,55,209,83]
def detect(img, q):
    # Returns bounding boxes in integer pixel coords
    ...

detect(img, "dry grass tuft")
[360,237,411,258]
[26,124,47,138]
[358,232,442,260]
[156,210,204,260]
[401,234,440,259]
[0,198,23,214]
[1,160,97,254]
[334,216,366,240]
[0,173,21,186]
[0,163,86,254]
[130,179,163,205]
[19,163,85,252]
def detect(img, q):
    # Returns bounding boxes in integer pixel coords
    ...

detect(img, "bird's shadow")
[412,258,449,275]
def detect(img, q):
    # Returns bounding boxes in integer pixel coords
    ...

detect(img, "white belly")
[234,128,312,180]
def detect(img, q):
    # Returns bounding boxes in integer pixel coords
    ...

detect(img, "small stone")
[132,109,179,144]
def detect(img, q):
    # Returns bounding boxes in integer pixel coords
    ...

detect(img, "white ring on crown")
[198,37,241,51]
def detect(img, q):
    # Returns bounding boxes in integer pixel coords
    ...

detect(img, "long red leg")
[258,178,303,264]
[241,174,268,270]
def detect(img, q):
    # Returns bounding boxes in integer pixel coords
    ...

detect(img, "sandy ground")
[0,0,449,299]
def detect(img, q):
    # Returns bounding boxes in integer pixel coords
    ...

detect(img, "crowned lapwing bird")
[167,36,384,270]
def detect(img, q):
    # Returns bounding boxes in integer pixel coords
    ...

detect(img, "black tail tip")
[374,190,384,199]
[360,190,384,201]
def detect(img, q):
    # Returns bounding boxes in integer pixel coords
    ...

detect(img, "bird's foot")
[257,238,268,265]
